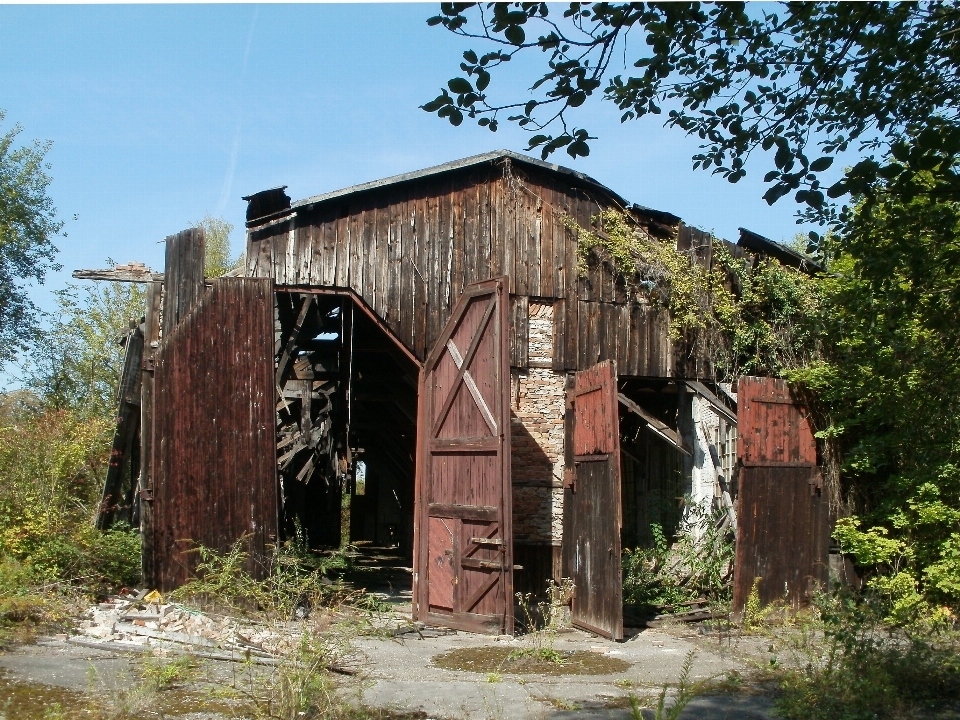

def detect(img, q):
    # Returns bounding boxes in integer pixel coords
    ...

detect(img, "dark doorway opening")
[274,290,419,605]
[617,378,686,551]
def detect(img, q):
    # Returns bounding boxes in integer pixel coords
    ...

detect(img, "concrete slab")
[351,626,780,720]
[0,626,782,720]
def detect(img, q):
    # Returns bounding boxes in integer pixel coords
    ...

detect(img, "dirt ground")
[0,610,788,720]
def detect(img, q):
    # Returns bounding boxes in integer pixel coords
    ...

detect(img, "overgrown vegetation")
[622,503,734,613]
[787,164,960,619]
[0,408,139,638]
[570,208,821,378]
[0,224,239,639]
[170,537,376,622]
[165,538,427,720]
[768,593,960,720]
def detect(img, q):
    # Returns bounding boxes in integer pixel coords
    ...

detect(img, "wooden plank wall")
[151,278,277,591]
[246,160,715,376]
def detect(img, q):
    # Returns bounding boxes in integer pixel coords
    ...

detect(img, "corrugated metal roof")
[292,149,635,212]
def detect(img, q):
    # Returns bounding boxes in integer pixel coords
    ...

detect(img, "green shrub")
[0,407,140,596]
[623,502,734,612]
[171,538,369,621]
[775,593,960,720]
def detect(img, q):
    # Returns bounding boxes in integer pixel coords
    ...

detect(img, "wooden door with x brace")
[414,277,514,635]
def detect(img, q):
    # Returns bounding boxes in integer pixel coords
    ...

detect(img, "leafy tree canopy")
[789,160,960,614]
[23,278,145,420]
[20,214,237,420]
[423,2,960,242]
[196,215,241,278]
[0,110,63,368]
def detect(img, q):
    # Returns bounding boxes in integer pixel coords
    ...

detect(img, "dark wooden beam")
[618,392,691,456]
[139,280,162,586]
[96,326,144,529]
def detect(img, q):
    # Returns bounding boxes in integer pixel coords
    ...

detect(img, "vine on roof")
[566,209,822,380]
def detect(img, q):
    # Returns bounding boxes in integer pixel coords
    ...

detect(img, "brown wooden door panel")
[733,376,828,612]
[150,278,277,591]
[564,360,624,640]
[734,467,830,610]
[415,277,513,635]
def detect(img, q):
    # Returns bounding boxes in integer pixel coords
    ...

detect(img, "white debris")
[73,593,300,657]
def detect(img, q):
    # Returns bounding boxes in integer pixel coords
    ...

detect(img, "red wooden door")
[563,360,623,640]
[414,277,513,635]
[733,376,830,612]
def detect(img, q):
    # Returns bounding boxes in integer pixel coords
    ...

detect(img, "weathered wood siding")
[563,360,624,640]
[246,160,688,376]
[733,376,830,612]
[151,278,277,591]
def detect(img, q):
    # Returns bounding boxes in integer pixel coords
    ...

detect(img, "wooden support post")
[143,229,205,588]
[139,280,162,584]
[95,326,144,530]
[617,392,692,456]
[162,228,206,329]
[276,295,315,385]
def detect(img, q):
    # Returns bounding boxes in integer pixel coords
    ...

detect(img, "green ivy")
[568,209,821,378]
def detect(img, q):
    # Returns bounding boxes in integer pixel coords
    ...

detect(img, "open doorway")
[617,378,687,550]
[274,291,419,606]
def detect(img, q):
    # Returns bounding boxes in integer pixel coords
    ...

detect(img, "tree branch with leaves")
[423,2,960,247]
[0,110,63,369]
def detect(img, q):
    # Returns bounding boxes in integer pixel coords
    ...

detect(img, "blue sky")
[1,3,814,319]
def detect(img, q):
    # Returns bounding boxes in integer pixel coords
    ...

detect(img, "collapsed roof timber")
[82,151,829,640]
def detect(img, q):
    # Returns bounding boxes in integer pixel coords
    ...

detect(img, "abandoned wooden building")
[85,150,829,640]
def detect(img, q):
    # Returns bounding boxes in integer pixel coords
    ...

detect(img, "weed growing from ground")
[139,654,199,691]
[628,650,702,720]
[756,592,960,720]
[171,537,375,622]
[511,579,575,666]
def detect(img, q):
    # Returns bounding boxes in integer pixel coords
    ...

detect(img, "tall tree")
[423,2,960,240]
[24,280,144,420]
[196,215,240,278]
[0,111,63,368]
[793,160,960,612]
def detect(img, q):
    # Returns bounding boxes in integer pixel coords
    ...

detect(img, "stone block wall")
[510,302,566,546]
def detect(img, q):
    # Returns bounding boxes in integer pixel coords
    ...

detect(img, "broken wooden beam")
[275,295,315,386]
[617,393,692,456]
[685,380,737,425]
[73,262,161,283]
[96,326,145,530]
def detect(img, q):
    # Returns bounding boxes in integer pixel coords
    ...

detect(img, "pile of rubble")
[71,590,299,664]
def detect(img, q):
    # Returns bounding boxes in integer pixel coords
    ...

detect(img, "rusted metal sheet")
[150,278,277,591]
[415,276,514,635]
[733,376,829,612]
[564,360,624,641]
